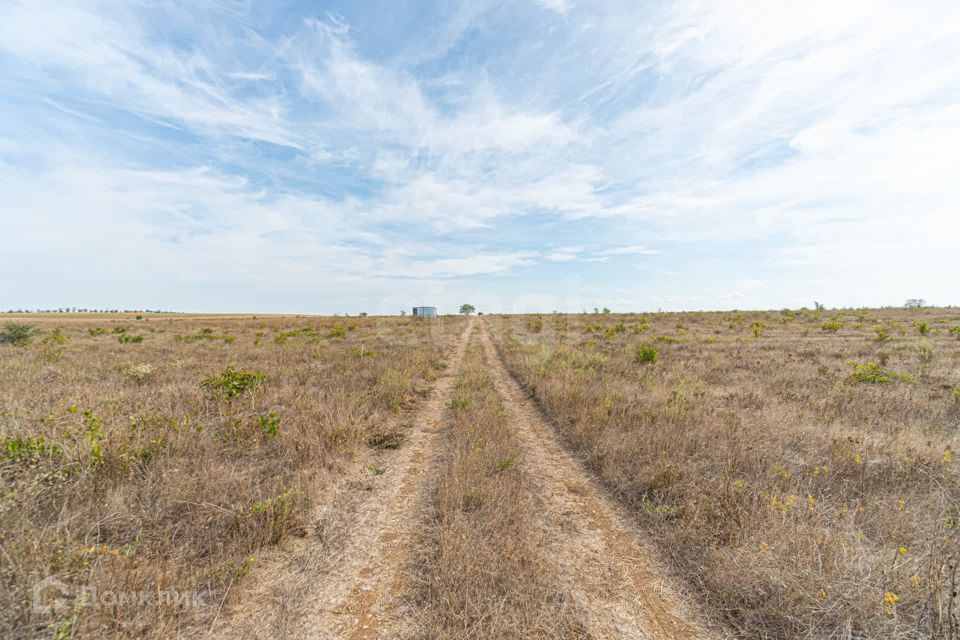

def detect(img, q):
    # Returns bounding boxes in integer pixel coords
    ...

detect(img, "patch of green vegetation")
[118,334,144,344]
[846,361,913,384]
[3,436,63,463]
[257,412,280,438]
[201,366,266,399]
[821,321,842,333]
[0,322,36,346]
[635,345,659,364]
[604,322,627,338]
[176,328,236,344]
[449,396,470,410]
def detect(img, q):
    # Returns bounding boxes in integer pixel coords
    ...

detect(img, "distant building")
[412,306,437,318]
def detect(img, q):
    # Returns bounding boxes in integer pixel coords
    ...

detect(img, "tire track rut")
[210,319,473,639]
[477,322,717,640]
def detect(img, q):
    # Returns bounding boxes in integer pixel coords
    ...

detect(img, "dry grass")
[488,307,960,638]
[0,313,461,639]
[407,335,587,639]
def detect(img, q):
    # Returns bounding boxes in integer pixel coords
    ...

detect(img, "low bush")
[0,322,35,346]
[846,361,913,384]
[201,366,266,399]
[635,346,659,364]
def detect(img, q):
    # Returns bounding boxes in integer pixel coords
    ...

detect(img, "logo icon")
[32,576,74,614]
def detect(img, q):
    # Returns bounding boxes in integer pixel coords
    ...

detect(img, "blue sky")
[1,0,957,314]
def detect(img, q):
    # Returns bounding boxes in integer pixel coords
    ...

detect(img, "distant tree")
[459,304,476,315]
[400,310,406,316]
[814,301,825,311]
[602,307,611,314]
[905,299,926,308]
[359,312,368,317]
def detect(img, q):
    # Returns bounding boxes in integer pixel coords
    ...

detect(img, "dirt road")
[214,319,718,639]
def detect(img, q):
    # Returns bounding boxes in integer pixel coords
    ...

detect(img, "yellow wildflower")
[883,591,900,613]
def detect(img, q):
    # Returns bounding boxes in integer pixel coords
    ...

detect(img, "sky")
[0,0,957,314]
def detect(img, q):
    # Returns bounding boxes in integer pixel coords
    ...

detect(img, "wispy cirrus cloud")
[0,0,957,312]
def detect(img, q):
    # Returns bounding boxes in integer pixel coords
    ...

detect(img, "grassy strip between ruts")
[406,335,588,639]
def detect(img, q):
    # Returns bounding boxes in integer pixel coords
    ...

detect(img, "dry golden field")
[4,307,960,639]
[0,313,462,638]
[487,307,960,638]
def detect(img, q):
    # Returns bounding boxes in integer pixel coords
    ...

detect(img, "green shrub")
[0,322,36,346]
[846,361,912,384]
[80,410,105,466]
[654,335,680,344]
[914,321,930,336]
[751,320,766,337]
[603,322,626,337]
[118,334,144,344]
[873,326,891,343]
[3,436,63,463]
[201,366,266,399]
[257,412,280,438]
[821,321,842,333]
[636,346,659,364]
[43,328,67,345]
[949,326,960,338]
[88,327,108,336]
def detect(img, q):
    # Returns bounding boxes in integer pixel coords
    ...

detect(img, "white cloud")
[534,0,573,17]
[2,0,959,311]
[0,1,295,147]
